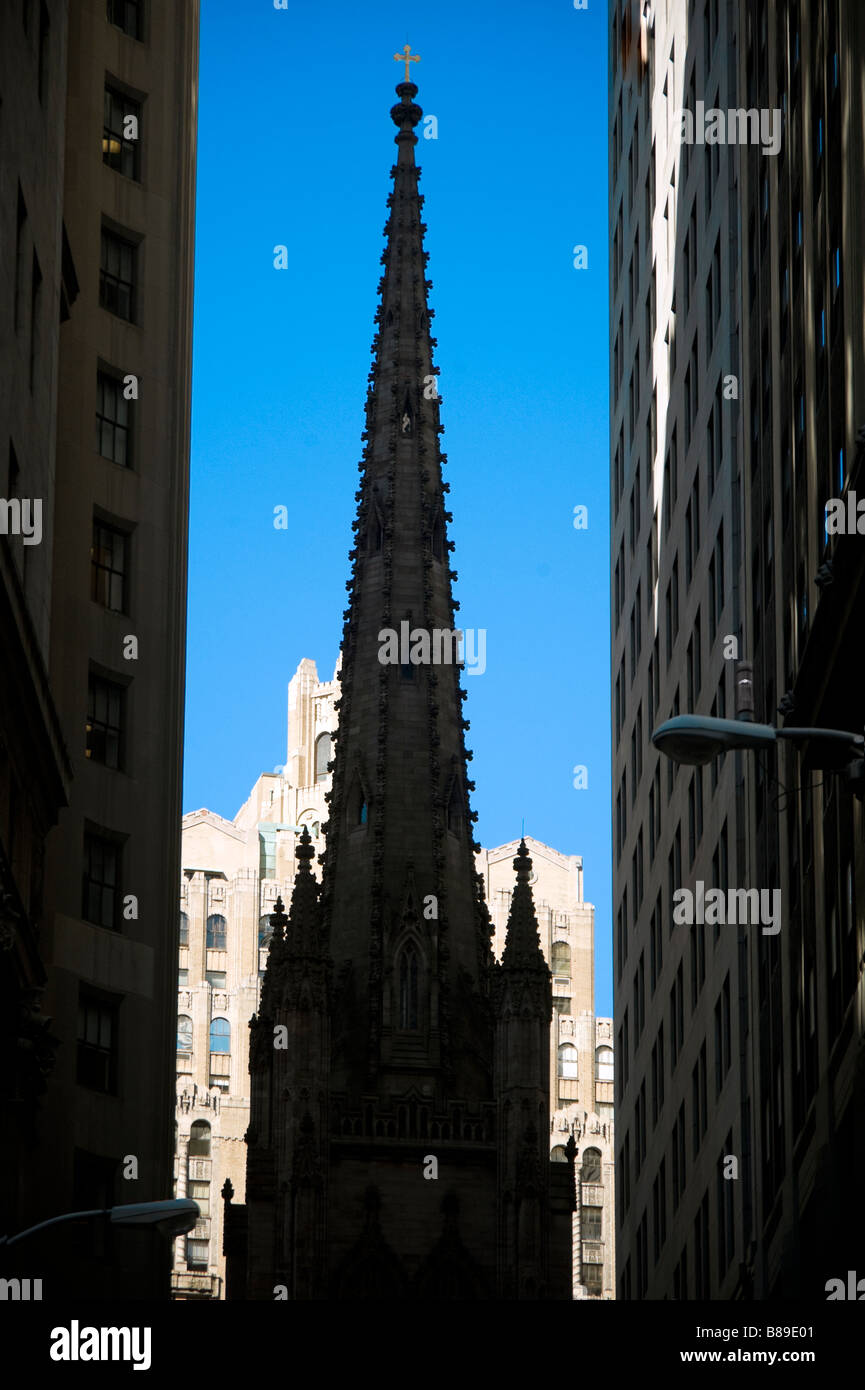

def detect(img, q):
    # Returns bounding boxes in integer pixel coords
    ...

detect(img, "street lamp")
[0,1198,200,1250]
[652,714,865,795]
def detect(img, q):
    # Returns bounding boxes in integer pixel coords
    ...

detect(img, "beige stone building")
[172,658,338,1298]
[174,661,614,1298]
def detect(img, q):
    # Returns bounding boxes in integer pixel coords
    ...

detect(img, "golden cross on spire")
[394,43,420,82]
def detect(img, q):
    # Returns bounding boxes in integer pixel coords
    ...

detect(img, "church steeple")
[319,73,492,1094]
[226,65,567,1302]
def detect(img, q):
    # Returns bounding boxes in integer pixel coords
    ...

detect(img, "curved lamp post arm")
[0,1199,199,1249]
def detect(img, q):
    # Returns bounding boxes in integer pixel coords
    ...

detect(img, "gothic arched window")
[348,775,368,829]
[177,1015,192,1053]
[595,1045,614,1082]
[398,946,419,1030]
[551,941,571,977]
[315,732,332,783]
[557,1043,578,1079]
[581,1147,602,1183]
[206,914,226,950]
[187,1123,209,1156]
[209,1018,230,1054]
[550,1145,568,1163]
[188,1120,211,1157]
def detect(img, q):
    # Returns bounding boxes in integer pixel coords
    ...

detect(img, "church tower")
[493,840,554,1297]
[225,62,570,1299]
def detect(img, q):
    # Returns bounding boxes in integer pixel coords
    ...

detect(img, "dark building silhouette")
[0,0,198,1297]
[611,0,865,1299]
[223,79,573,1299]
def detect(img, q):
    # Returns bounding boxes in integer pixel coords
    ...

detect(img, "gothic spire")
[318,73,492,1089]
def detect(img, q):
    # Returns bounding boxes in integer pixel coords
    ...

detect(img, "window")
[188,1120,211,1156]
[37,1,49,103]
[690,921,706,1004]
[206,913,227,950]
[179,911,189,946]
[717,1131,735,1278]
[551,940,570,977]
[186,1239,209,1271]
[209,1018,230,1054]
[177,1015,192,1053]
[650,894,663,992]
[178,969,188,986]
[672,1101,686,1207]
[96,369,132,466]
[694,1191,710,1297]
[206,971,226,989]
[91,519,128,612]
[670,962,684,1067]
[595,1045,614,1082]
[107,0,143,41]
[103,85,141,180]
[314,732,332,783]
[691,1041,708,1156]
[653,1160,667,1260]
[635,1081,647,1168]
[14,185,27,334]
[636,1206,648,1298]
[398,945,419,1029]
[714,973,732,1093]
[77,991,119,1092]
[620,1132,631,1214]
[28,249,42,391]
[188,1180,209,1219]
[73,1149,117,1227]
[582,1206,602,1240]
[634,951,645,1038]
[82,832,119,929]
[258,912,274,946]
[558,1044,578,1079]
[581,1147,602,1182]
[99,226,137,321]
[651,1024,665,1122]
[86,672,125,768]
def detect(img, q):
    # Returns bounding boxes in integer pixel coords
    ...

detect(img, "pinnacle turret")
[258,827,328,1017]
[500,840,549,976]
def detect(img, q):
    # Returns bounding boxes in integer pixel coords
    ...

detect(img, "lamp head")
[651,714,779,765]
[109,1199,200,1238]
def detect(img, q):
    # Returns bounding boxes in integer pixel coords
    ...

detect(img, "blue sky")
[184,0,612,1013]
